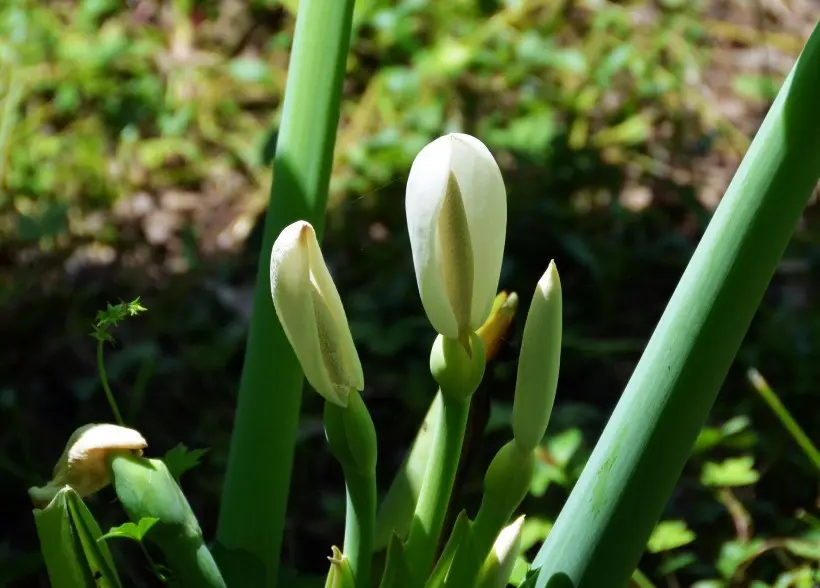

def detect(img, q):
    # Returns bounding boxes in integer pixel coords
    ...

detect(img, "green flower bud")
[109,454,226,587]
[324,389,378,477]
[512,261,562,453]
[430,332,486,401]
[324,546,355,588]
[482,441,535,523]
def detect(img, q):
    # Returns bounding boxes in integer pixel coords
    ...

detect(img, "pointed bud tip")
[537,260,560,296]
[495,515,526,555]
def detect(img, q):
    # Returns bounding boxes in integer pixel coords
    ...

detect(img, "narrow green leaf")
[33,486,123,588]
[376,392,442,550]
[34,489,96,588]
[64,491,123,588]
[530,20,820,588]
[426,511,472,588]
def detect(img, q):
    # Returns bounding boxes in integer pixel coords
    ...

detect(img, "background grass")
[2,0,820,586]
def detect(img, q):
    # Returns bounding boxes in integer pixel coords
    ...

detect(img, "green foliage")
[33,486,122,588]
[99,517,159,543]
[6,0,820,587]
[162,444,209,482]
[90,297,147,343]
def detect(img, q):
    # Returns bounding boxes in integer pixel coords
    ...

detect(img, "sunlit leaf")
[701,456,759,487]
[99,517,159,543]
[162,444,209,482]
[646,520,696,553]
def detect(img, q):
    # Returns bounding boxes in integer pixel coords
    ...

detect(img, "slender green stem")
[402,393,471,581]
[96,340,124,426]
[747,367,820,472]
[215,1,355,584]
[530,21,820,588]
[342,469,376,588]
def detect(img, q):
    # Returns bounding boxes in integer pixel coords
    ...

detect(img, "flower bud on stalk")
[28,423,147,507]
[270,220,364,407]
[477,515,526,588]
[512,261,563,453]
[405,133,507,350]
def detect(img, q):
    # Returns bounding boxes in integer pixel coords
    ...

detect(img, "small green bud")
[477,516,525,588]
[325,546,355,588]
[482,441,535,520]
[430,332,486,401]
[512,261,562,453]
[324,389,378,476]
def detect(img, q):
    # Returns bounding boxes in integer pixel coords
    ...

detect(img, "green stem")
[402,393,471,582]
[96,340,124,426]
[747,367,820,472]
[215,1,355,585]
[156,536,226,588]
[342,469,377,588]
[530,21,820,588]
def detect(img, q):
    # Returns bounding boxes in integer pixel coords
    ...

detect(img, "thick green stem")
[96,340,123,426]
[342,469,376,588]
[530,21,820,588]
[157,536,226,588]
[215,1,355,585]
[402,393,471,581]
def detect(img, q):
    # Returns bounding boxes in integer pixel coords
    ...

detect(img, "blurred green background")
[3,0,820,586]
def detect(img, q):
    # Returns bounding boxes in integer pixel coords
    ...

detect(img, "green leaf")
[716,538,766,579]
[694,416,752,453]
[701,456,759,487]
[64,491,123,587]
[427,511,472,588]
[34,486,123,588]
[99,518,159,543]
[646,520,696,553]
[657,551,697,575]
[162,443,209,481]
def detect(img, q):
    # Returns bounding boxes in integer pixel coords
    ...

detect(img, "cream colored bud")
[477,515,526,588]
[29,423,147,507]
[405,133,507,340]
[270,220,364,407]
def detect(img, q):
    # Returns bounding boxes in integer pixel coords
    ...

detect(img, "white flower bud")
[270,220,364,407]
[405,133,507,341]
